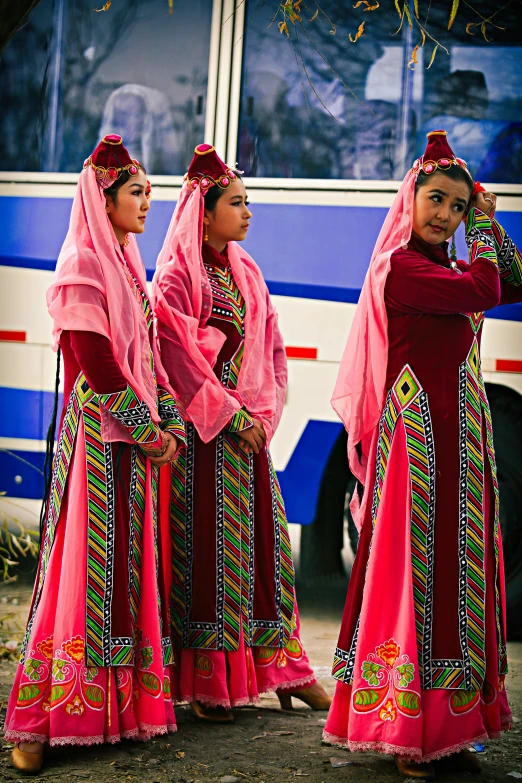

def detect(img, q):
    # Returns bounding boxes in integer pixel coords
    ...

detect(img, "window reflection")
[238,3,522,183]
[0,0,212,174]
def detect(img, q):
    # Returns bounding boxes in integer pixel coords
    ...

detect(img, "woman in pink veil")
[6,135,185,774]
[324,130,522,777]
[151,144,330,721]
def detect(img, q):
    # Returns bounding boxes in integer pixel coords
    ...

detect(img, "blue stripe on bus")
[0,386,63,440]
[277,420,344,526]
[3,194,522,290]
[1,255,521,320]
[0,418,342,515]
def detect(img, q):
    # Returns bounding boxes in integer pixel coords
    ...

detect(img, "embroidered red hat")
[185,143,237,193]
[412,129,468,175]
[83,134,140,189]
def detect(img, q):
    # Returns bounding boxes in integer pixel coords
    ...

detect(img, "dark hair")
[415,164,474,200]
[203,173,243,212]
[39,347,61,544]
[104,165,147,204]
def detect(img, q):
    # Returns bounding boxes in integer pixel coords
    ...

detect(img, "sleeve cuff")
[492,217,522,287]
[227,408,254,433]
[157,388,187,447]
[98,384,160,445]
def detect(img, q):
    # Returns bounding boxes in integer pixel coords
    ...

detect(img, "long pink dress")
[4,276,185,746]
[324,212,522,761]
[157,243,316,708]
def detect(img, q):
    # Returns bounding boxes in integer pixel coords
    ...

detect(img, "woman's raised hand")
[474,190,498,219]
[239,418,266,454]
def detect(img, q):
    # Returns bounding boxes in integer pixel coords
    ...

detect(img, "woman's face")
[105,169,150,244]
[204,179,252,250]
[413,172,470,245]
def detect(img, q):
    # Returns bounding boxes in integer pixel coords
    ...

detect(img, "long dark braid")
[39,346,61,544]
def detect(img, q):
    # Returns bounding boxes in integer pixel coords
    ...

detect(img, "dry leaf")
[168,0,173,13]
[466,21,476,35]
[309,7,319,20]
[408,42,420,70]
[448,0,459,30]
[353,0,379,9]
[427,44,438,69]
[251,731,294,740]
[480,21,490,41]
[93,0,111,10]
[175,751,185,759]
[413,0,419,18]
[278,20,289,36]
[349,21,365,42]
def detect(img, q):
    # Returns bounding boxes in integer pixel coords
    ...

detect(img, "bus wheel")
[299,429,357,581]
[487,383,522,640]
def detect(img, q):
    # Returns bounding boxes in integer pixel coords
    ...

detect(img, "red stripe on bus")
[285,346,318,360]
[495,359,522,373]
[0,330,26,342]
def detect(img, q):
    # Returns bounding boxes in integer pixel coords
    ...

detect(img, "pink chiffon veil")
[151,182,287,444]
[331,167,417,529]
[47,165,168,442]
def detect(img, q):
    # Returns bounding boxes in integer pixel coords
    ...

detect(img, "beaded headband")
[83,134,141,189]
[411,129,469,176]
[184,143,238,195]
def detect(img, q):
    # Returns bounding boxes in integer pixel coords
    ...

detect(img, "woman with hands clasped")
[152,144,330,722]
[6,135,185,774]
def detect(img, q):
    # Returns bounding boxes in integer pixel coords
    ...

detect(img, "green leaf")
[448,0,460,30]
[403,2,413,29]
[427,44,439,69]
[396,663,415,686]
[354,688,380,706]
[396,690,420,709]
[362,661,384,686]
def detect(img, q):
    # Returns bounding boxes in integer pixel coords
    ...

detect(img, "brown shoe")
[395,756,435,780]
[11,744,44,775]
[277,682,332,711]
[190,700,234,723]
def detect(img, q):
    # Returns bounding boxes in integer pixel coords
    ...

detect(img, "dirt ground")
[1,580,521,783]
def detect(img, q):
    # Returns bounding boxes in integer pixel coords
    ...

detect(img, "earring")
[123,233,130,247]
[204,224,209,242]
[450,234,457,261]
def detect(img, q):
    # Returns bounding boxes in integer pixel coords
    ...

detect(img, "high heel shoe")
[190,700,234,723]
[277,682,331,711]
[11,743,44,775]
[395,756,435,780]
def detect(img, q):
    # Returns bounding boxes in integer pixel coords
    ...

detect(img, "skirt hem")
[4,722,177,747]
[322,725,510,763]
[177,672,317,709]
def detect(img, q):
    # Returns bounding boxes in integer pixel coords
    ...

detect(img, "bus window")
[0,0,213,174]
[237,2,522,183]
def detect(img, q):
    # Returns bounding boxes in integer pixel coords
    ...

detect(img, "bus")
[1,0,521,636]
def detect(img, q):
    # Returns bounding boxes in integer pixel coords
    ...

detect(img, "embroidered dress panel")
[169,260,295,652]
[331,358,504,690]
[22,373,172,669]
[204,263,246,337]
